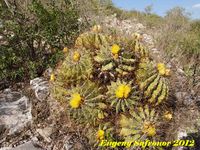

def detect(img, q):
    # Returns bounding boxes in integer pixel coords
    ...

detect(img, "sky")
[112,0,200,19]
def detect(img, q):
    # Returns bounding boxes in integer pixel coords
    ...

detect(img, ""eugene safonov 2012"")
[99,140,195,148]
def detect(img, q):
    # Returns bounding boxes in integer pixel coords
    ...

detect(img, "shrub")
[179,21,200,86]
[156,7,199,87]
[0,0,80,84]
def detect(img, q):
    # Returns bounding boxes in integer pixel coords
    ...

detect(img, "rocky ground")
[0,15,199,150]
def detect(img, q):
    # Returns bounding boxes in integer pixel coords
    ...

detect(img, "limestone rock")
[0,89,32,136]
[0,141,43,150]
[30,78,49,101]
[36,127,53,143]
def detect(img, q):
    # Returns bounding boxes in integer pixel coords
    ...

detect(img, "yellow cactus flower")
[157,63,166,76]
[92,25,102,33]
[115,85,124,98]
[73,51,81,62]
[98,111,105,119]
[50,74,55,82]
[165,69,171,76]
[138,106,143,112]
[122,71,128,76]
[157,63,171,77]
[69,93,82,108]
[132,33,143,42]
[96,130,104,140]
[142,122,156,136]
[113,54,119,59]
[111,44,120,55]
[98,103,107,109]
[123,85,131,98]
[133,33,140,38]
[147,126,156,136]
[63,47,68,53]
[163,111,173,121]
[135,42,140,51]
[115,84,131,99]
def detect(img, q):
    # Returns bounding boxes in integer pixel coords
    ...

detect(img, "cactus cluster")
[51,26,172,147]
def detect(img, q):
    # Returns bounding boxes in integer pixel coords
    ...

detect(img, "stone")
[36,127,53,143]
[175,92,187,100]
[30,78,49,101]
[0,89,32,136]
[12,141,42,150]
[0,141,43,150]
[0,148,10,150]
[100,15,146,36]
[136,23,145,30]
[62,133,89,150]
[177,130,187,139]
[43,68,53,79]
[175,92,194,106]
[177,68,185,75]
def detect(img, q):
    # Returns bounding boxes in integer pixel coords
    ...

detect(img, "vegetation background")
[0,0,199,149]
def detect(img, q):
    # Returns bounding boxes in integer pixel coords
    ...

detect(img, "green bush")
[179,21,200,85]
[0,0,80,84]
[183,21,200,56]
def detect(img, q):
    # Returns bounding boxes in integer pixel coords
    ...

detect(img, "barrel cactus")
[119,106,159,142]
[93,45,117,82]
[135,60,170,105]
[93,43,137,82]
[66,80,104,124]
[86,122,114,146]
[106,79,139,113]
[75,26,109,50]
[51,26,173,148]
[56,48,93,85]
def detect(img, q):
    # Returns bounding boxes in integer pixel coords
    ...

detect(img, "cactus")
[163,111,173,121]
[124,33,149,60]
[135,60,169,105]
[114,44,137,77]
[93,43,137,83]
[93,46,117,83]
[56,48,93,85]
[86,122,114,146]
[66,80,104,124]
[119,106,159,142]
[51,26,173,147]
[106,79,139,113]
[75,26,109,50]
